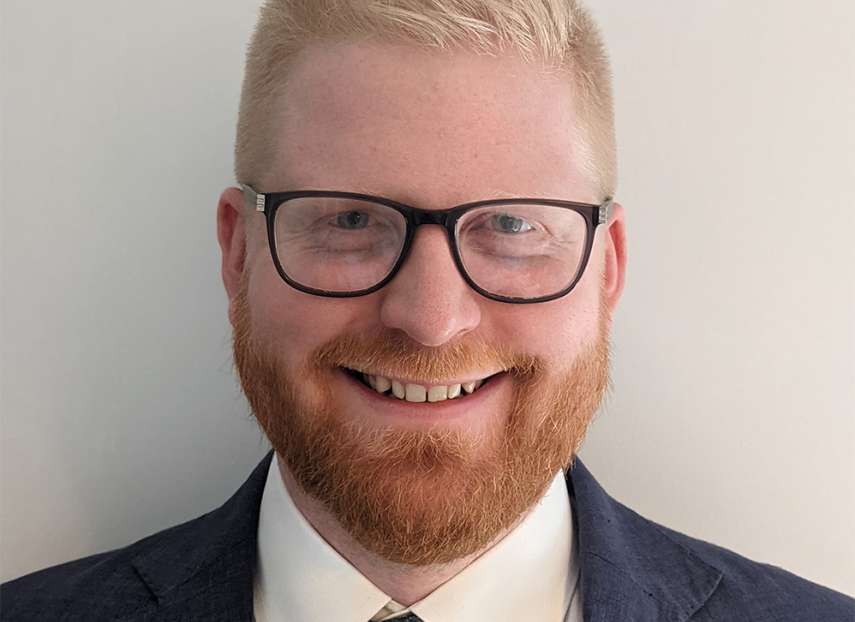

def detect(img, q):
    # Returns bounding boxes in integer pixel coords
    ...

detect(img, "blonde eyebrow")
[272,177,559,203]
[482,187,554,199]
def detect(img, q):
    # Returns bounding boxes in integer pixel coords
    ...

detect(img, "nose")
[378,225,481,347]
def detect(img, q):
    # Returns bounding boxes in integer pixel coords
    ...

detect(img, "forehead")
[271,40,596,204]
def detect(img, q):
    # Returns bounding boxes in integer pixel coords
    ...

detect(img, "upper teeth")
[362,373,486,402]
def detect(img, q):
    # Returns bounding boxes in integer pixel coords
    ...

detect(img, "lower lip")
[338,368,509,421]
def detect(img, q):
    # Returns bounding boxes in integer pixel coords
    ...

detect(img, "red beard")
[232,281,610,565]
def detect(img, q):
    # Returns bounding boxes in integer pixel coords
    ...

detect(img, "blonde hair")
[235,0,616,197]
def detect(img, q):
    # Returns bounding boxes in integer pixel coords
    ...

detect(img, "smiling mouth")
[341,367,503,403]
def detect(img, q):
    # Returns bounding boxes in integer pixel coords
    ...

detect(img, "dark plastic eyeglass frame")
[240,184,613,304]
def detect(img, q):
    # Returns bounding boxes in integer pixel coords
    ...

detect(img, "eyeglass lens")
[272,196,587,299]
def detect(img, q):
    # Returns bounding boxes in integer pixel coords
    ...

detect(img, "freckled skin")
[217,39,626,600]
[220,41,625,435]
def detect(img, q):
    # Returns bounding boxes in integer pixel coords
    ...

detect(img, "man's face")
[219,41,625,565]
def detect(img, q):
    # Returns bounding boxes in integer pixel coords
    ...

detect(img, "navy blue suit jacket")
[2,451,852,621]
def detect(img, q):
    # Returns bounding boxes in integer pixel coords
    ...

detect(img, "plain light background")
[2,0,853,596]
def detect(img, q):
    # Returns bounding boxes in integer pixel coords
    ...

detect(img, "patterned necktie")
[382,614,424,622]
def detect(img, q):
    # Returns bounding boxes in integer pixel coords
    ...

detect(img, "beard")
[232,280,611,566]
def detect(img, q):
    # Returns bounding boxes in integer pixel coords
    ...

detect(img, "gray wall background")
[2,0,853,595]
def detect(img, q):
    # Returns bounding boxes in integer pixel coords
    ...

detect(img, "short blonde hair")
[235,0,616,197]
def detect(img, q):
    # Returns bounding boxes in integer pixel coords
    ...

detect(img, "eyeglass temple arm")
[238,183,266,212]
[598,199,613,225]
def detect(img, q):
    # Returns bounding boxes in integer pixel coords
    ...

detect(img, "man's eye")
[490,213,533,234]
[333,211,370,230]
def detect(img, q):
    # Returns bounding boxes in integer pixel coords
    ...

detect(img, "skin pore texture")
[217,40,626,606]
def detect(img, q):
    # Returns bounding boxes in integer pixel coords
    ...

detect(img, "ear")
[602,201,627,313]
[217,187,248,324]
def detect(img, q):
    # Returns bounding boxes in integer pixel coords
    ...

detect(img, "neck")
[275,455,522,606]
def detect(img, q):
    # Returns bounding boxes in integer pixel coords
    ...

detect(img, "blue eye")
[333,211,370,230]
[491,213,533,234]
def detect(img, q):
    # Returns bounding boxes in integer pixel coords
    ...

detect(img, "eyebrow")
[274,178,554,202]
[482,187,543,199]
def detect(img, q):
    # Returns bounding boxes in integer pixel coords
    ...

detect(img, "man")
[1,0,852,620]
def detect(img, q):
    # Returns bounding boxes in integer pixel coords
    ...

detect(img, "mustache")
[311,330,544,383]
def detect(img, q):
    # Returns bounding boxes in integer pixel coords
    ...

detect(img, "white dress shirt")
[253,453,583,622]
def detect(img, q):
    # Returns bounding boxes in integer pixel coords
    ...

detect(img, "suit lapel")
[566,459,723,622]
[130,451,723,621]
[130,451,273,621]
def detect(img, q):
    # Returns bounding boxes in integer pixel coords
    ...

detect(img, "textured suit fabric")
[2,451,853,621]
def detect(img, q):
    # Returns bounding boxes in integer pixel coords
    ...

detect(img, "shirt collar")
[254,454,390,622]
[254,453,577,622]
[411,467,576,621]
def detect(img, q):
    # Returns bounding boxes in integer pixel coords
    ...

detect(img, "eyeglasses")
[240,184,612,304]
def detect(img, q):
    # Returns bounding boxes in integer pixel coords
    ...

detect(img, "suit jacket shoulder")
[661,521,854,621]
[3,452,853,621]
[566,458,855,621]
[2,536,166,621]
[0,454,269,621]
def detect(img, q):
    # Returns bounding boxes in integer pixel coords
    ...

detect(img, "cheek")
[245,263,370,368]
[490,263,603,372]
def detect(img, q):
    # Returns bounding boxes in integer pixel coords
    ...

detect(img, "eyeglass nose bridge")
[409,207,453,228]
[394,205,460,270]
[389,206,471,295]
